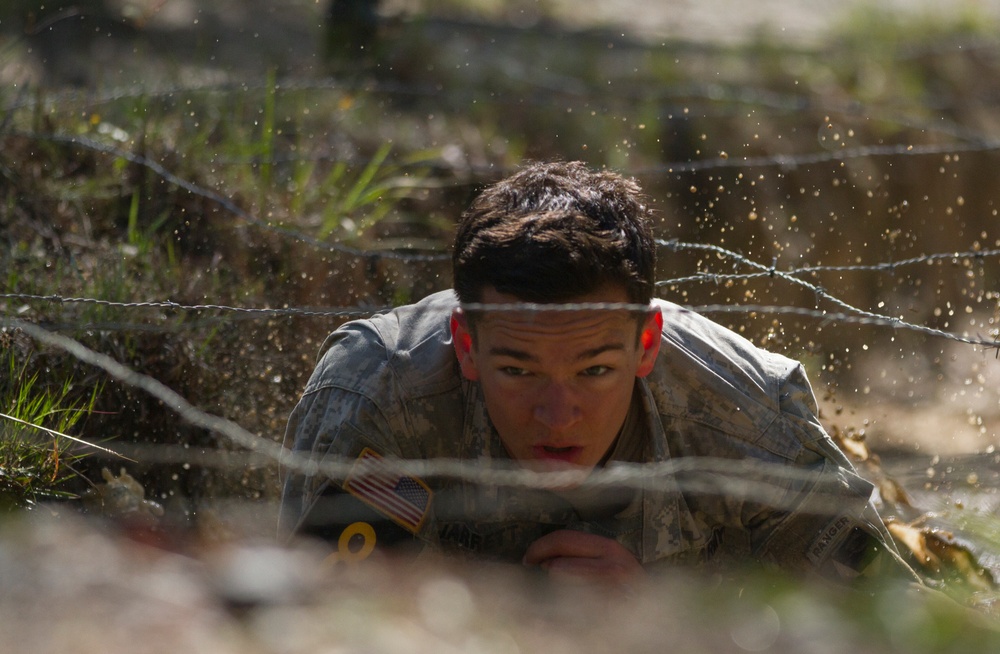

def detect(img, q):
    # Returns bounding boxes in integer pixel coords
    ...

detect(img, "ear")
[450,309,480,381]
[635,309,663,378]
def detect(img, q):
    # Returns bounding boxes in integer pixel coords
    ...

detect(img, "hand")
[523,529,644,588]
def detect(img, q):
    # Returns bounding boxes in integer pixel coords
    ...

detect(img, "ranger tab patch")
[343,448,432,533]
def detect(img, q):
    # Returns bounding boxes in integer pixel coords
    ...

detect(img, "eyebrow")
[488,343,626,362]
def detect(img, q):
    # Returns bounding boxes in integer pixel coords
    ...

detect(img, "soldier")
[280,161,913,586]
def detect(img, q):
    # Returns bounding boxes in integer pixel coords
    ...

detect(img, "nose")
[533,381,582,431]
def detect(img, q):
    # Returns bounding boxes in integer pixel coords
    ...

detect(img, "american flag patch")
[343,448,432,533]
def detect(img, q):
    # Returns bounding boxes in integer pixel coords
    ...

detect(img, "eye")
[581,365,611,377]
[500,366,531,377]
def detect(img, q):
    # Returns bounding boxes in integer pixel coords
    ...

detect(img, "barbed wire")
[658,239,1000,275]
[7,58,1000,183]
[6,124,1000,299]
[689,305,998,348]
[6,317,901,515]
[2,122,996,350]
[7,121,996,295]
[3,237,998,350]
[3,69,999,352]
[10,104,1000,186]
[6,109,998,224]
[2,43,999,543]
[3,19,999,572]
[4,230,998,351]
[0,295,393,320]
[656,239,1000,348]
[637,139,1000,175]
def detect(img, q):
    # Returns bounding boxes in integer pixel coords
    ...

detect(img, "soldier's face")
[451,286,662,475]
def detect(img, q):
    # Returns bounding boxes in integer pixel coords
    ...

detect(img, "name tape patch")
[807,514,853,564]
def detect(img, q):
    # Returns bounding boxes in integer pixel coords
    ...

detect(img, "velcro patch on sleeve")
[343,448,432,534]
[807,513,860,566]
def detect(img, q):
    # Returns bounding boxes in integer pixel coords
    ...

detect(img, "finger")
[523,529,611,564]
[544,555,613,575]
[543,554,644,589]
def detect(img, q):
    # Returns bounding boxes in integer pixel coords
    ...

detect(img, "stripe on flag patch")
[343,448,432,533]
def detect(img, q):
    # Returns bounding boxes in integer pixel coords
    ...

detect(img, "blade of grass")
[341,142,392,211]
[259,67,277,208]
[0,411,135,462]
[126,189,140,245]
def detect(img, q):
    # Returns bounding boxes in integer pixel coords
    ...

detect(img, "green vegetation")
[828,5,996,107]
[0,338,100,509]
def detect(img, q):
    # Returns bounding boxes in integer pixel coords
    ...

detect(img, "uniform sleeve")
[278,328,437,554]
[743,363,917,582]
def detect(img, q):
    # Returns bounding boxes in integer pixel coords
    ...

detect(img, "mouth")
[532,445,583,463]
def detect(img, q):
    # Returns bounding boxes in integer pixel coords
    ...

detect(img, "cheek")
[582,380,634,419]
[480,378,530,419]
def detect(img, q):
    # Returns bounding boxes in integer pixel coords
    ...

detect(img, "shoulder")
[653,298,799,389]
[647,299,822,460]
[305,290,461,399]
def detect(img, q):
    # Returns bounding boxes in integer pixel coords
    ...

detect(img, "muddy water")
[883,451,1000,577]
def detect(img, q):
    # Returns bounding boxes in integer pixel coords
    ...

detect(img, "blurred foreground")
[3,509,1000,654]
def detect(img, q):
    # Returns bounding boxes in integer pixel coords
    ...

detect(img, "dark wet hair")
[452,161,657,306]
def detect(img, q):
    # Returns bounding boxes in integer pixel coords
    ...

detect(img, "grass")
[0,341,101,509]
[826,4,996,108]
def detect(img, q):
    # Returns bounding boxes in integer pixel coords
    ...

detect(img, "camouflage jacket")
[280,290,898,578]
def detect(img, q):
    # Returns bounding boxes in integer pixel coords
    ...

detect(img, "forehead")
[474,287,639,348]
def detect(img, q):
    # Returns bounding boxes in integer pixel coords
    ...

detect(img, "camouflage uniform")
[281,291,899,578]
